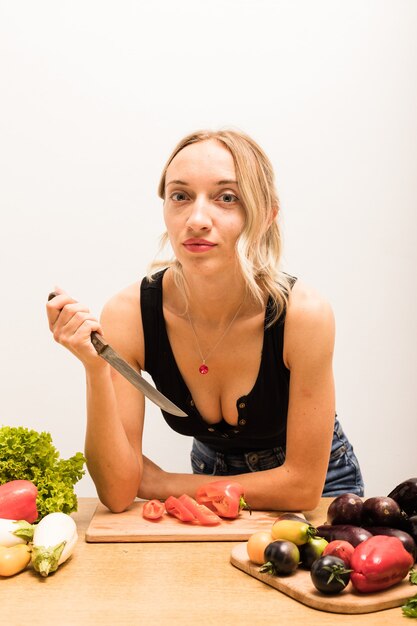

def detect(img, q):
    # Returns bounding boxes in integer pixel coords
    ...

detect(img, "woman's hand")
[46,289,107,370]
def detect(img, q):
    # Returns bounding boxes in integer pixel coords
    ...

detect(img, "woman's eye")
[170,191,188,202]
[219,193,238,203]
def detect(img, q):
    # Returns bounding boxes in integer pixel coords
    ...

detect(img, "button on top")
[238,402,246,409]
[207,427,215,432]
[189,399,195,407]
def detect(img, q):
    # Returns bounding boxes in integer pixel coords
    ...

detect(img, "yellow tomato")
[0,544,31,577]
[271,519,316,545]
[247,531,273,565]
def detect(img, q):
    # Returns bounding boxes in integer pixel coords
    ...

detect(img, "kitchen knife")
[48,292,187,417]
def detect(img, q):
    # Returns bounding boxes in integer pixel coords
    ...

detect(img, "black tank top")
[140,269,295,453]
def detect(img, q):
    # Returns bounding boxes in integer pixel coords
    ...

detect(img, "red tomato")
[165,496,196,522]
[178,494,222,526]
[322,540,355,567]
[142,499,165,521]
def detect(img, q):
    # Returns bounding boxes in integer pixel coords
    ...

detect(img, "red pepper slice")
[350,535,414,593]
[195,480,249,519]
[165,496,196,522]
[142,499,165,521]
[178,494,222,526]
[0,480,38,523]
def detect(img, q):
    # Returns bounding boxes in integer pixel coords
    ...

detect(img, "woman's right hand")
[46,288,107,370]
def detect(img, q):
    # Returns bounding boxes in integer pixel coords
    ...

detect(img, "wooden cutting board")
[230,543,414,614]
[86,500,285,542]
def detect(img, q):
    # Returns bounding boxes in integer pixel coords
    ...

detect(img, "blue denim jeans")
[190,417,364,497]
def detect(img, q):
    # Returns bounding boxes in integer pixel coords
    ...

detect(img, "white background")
[1,0,416,500]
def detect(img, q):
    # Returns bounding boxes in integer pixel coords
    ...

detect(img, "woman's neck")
[166,266,251,328]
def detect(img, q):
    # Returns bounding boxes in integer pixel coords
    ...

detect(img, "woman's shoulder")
[99,282,144,362]
[287,279,334,322]
[283,279,335,368]
[102,282,142,319]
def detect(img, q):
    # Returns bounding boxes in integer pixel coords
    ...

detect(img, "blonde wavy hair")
[148,129,292,325]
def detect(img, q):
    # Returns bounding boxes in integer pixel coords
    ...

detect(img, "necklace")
[186,298,245,374]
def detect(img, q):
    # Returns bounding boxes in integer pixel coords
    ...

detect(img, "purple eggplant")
[361,496,404,528]
[388,478,417,517]
[403,515,417,544]
[365,527,416,561]
[326,493,363,525]
[316,524,372,547]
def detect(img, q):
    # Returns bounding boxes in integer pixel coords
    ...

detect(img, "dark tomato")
[261,540,300,576]
[310,555,352,594]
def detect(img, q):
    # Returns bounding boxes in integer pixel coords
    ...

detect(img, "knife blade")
[48,292,187,417]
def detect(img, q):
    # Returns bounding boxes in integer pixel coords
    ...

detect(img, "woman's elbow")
[279,470,324,511]
[97,491,136,514]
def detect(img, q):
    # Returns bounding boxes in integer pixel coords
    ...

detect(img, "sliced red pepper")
[0,480,38,523]
[178,494,221,526]
[350,535,414,593]
[195,480,249,519]
[142,499,165,521]
[165,496,196,522]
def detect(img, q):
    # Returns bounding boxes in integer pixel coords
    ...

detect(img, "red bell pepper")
[165,496,196,522]
[178,494,221,526]
[350,535,414,593]
[142,499,165,521]
[0,480,38,523]
[195,480,249,519]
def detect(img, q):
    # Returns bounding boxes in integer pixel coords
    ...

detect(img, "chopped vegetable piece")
[142,500,165,520]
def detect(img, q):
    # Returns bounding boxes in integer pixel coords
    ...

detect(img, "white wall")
[1,0,416,500]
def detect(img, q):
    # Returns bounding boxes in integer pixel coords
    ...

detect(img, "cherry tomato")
[261,540,300,575]
[142,500,165,521]
[299,536,328,570]
[310,555,352,594]
[322,540,355,567]
[247,531,274,565]
[271,519,317,545]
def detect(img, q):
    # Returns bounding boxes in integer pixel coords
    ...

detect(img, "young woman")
[47,129,364,513]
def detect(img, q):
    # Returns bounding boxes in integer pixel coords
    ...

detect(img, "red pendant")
[199,364,209,375]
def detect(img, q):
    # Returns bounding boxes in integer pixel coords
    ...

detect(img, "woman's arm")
[137,281,336,511]
[47,285,145,513]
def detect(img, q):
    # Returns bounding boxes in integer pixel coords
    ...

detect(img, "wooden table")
[2,498,405,625]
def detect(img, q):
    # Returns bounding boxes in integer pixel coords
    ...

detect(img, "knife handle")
[47,291,109,353]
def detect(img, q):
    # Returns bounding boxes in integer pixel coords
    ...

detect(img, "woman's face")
[163,139,245,275]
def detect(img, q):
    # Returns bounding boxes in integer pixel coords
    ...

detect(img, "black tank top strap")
[140,269,167,376]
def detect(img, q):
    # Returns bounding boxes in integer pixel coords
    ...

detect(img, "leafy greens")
[0,425,85,519]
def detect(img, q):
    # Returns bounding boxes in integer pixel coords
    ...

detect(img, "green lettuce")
[0,425,86,519]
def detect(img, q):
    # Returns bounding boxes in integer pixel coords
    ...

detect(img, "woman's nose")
[186,196,212,230]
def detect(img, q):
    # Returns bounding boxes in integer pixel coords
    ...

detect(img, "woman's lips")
[183,239,217,253]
